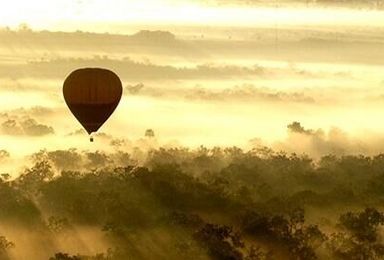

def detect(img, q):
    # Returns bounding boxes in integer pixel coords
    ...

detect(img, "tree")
[193,224,244,260]
[241,208,326,259]
[329,208,384,259]
[0,235,14,260]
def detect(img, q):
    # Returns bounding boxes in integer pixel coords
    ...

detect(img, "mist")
[1,2,384,259]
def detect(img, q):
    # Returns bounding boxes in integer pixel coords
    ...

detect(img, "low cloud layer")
[0,150,10,161]
[267,121,384,158]
[125,83,315,103]
[6,106,55,117]
[204,0,384,8]
[0,115,54,136]
[0,57,266,80]
[185,85,315,103]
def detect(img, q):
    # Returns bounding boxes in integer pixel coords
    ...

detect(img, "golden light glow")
[1,0,384,156]
[1,0,384,32]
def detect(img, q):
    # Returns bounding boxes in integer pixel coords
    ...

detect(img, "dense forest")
[1,146,384,259]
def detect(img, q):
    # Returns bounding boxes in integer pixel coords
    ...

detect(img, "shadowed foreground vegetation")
[2,147,384,259]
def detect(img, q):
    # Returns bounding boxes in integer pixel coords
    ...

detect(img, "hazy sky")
[2,0,384,32]
[1,0,384,165]
[1,2,384,259]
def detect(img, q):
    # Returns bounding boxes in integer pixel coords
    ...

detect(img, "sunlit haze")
[3,1,384,259]
[1,0,384,156]
[1,0,384,32]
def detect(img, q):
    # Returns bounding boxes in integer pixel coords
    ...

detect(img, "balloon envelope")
[63,68,122,135]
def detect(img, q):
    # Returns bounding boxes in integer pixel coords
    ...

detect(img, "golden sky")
[1,0,384,32]
[1,0,384,159]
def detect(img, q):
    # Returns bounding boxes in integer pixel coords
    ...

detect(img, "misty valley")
[1,3,384,259]
[2,147,384,259]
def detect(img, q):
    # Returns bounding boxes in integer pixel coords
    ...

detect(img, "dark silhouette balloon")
[63,68,122,141]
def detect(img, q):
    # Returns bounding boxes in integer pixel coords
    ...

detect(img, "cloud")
[110,138,130,148]
[66,128,114,140]
[0,116,54,136]
[67,128,87,136]
[123,82,316,103]
[287,121,314,135]
[264,121,376,158]
[184,84,315,103]
[1,119,23,135]
[0,150,10,161]
[126,83,145,95]
[0,29,199,60]
[20,118,54,136]
[202,0,384,8]
[0,56,266,80]
[7,106,55,117]
[130,30,177,42]
[26,106,55,116]
[66,129,124,147]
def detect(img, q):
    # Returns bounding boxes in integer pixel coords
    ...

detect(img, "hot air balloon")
[63,68,122,142]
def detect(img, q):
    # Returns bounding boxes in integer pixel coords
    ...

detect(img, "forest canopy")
[1,146,384,259]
